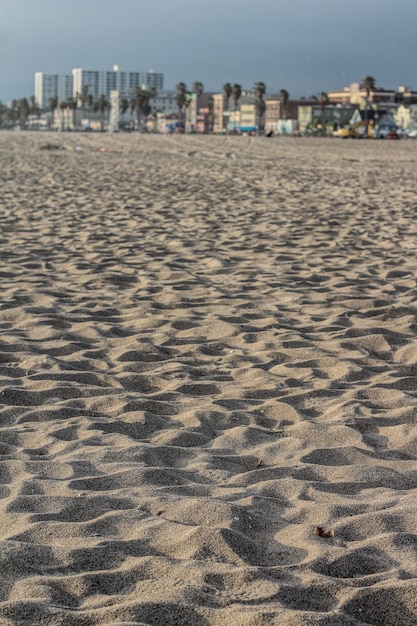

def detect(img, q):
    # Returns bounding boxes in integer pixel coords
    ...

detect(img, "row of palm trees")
[173,82,204,127]
[0,92,111,130]
[174,81,291,132]
[67,86,157,130]
[173,77,376,131]
[0,84,157,130]
[0,96,42,129]
[174,81,243,115]
[48,90,112,130]
[222,83,242,111]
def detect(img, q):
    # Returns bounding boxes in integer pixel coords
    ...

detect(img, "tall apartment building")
[35,72,73,108]
[72,66,163,101]
[35,66,164,107]
[149,91,177,114]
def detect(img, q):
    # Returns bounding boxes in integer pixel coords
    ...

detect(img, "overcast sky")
[1,0,416,102]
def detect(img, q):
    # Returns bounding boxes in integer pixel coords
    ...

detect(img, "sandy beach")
[1,131,417,625]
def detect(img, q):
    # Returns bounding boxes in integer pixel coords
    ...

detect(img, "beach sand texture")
[1,132,417,625]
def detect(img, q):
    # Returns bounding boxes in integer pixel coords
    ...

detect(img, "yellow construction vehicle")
[337,119,374,138]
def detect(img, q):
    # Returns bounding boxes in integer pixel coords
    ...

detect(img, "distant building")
[265,99,280,133]
[212,94,223,132]
[149,91,177,115]
[394,104,417,130]
[35,65,164,107]
[35,72,73,108]
[265,98,317,133]
[72,66,164,101]
[240,102,257,132]
[327,82,417,106]
[57,74,73,104]
[228,110,240,131]
[298,103,354,132]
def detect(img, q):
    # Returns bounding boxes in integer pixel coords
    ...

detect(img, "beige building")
[394,104,417,130]
[298,104,354,132]
[298,105,316,131]
[328,83,417,106]
[328,83,369,105]
[213,94,225,133]
[265,99,280,133]
[240,103,257,131]
[228,110,240,131]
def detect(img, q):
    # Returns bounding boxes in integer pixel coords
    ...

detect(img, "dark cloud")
[1,0,416,101]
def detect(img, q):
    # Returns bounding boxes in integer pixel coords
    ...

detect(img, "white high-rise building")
[35,72,73,108]
[72,66,164,101]
[35,66,164,108]
[57,74,74,104]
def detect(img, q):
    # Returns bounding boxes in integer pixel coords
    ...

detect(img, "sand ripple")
[1,133,417,624]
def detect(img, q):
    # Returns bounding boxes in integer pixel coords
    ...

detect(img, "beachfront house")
[264,99,280,134]
[298,103,355,133]
[228,110,241,132]
[239,102,257,133]
[213,94,225,133]
[394,104,417,131]
[347,108,398,137]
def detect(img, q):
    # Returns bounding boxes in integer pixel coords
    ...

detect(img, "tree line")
[0,84,157,130]
[174,81,292,131]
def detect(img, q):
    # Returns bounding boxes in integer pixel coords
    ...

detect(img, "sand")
[0,131,417,625]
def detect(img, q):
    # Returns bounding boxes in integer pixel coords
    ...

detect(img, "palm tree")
[0,101,7,128]
[279,89,289,120]
[145,86,156,123]
[362,76,376,122]
[363,76,376,101]
[29,95,41,128]
[17,98,30,130]
[66,96,78,129]
[232,84,242,112]
[254,82,266,134]
[193,81,204,97]
[81,85,89,107]
[48,96,58,129]
[223,82,232,111]
[79,93,94,130]
[255,100,266,134]
[48,96,58,113]
[79,84,90,121]
[29,95,41,118]
[6,100,17,127]
[207,96,214,133]
[0,101,16,129]
[318,92,329,122]
[176,82,188,126]
[131,86,155,131]
[254,82,266,100]
[59,101,66,130]
[131,87,143,130]
[94,94,110,131]
[184,95,194,132]
[120,97,130,127]
[140,88,155,130]
[190,82,204,131]
[222,82,233,130]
